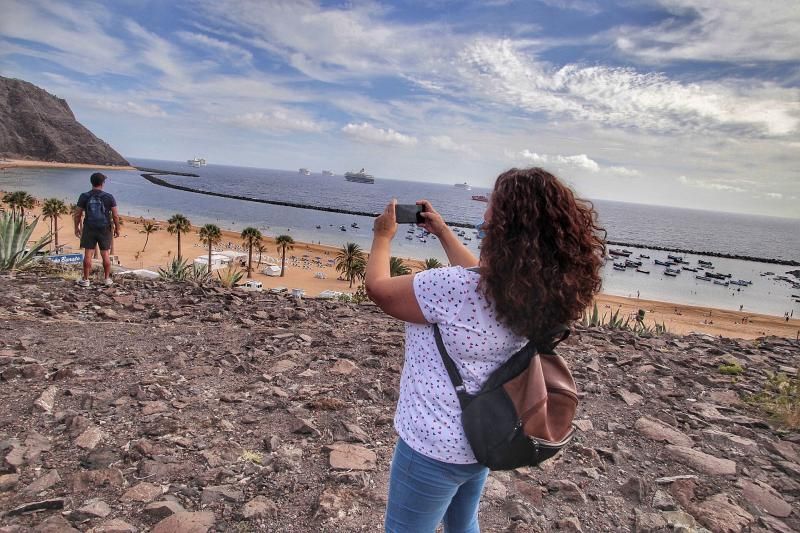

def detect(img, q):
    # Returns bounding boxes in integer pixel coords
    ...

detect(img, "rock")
[330,359,357,375]
[573,419,594,432]
[736,479,793,518]
[333,421,369,443]
[201,484,244,504]
[549,479,587,503]
[22,469,61,495]
[81,448,118,470]
[556,516,583,532]
[150,511,215,533]
[91,519,138,532]
[483,475,508,501]
[33,386,57,413]
[758,515,795,533]
[6,498,65,516]
[141,401,169,415]
[669,478,697,508]
[503,499,535,523]
[664,445,737,476]
[619,476,646,503]
[701,429,758,452]
[661,510,699,530]
[654,474,699,484]
[68,499,112,521]
[0,473,20,491]
[120,481,162,502]
[634,416,693,447]
[31,515,79,532]
[692,493,754,532]
[651,489,677,511]
[290,417,320,436]
[271,359,296,373]
[72,469,125,492]
[241,496,277,519]
[617,389,643,406]
[327,443,377,470]
[75,426,105,450]
[766,439,800,463]
[633,509,667,533]
[144,500,185,520]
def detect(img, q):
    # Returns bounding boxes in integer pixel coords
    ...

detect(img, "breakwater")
[135,167,199,177]
[141,173,798,266]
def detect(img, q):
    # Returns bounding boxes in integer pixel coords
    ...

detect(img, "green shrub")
[217,265,244,288]
[719,362,744,375]
[748,372,800,429]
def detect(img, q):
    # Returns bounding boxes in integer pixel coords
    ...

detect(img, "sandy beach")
[0,159,136,171]
[6,189,800,341]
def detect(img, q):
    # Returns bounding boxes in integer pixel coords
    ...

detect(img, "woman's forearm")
[438,226,478,267]
[366,235,392,287]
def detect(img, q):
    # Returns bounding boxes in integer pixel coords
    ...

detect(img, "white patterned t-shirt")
[394,266,528,464]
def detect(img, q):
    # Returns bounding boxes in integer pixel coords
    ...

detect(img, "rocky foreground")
[0,272,798,533]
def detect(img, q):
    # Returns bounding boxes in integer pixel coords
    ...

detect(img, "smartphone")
[395,204,424,224]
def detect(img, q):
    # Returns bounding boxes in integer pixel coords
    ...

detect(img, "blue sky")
[1,0,798,218]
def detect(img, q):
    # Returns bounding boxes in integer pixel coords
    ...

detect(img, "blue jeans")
[385,438,489,533]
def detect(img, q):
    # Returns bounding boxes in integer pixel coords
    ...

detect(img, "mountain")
[0,76,129,166]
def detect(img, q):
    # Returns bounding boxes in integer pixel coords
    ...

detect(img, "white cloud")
[429,135,470,154]
[766,192,784,199]
[613,0,800,63]
[678,175,746,193]
[517,150,600,172]
[176,31,253,64]
[342,122,418,147]
[458,39,799,136]
[225,109,326,133]
[92,99,167,118]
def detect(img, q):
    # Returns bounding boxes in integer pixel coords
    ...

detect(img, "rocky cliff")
[0,77,129,166]
[0,271,798,532]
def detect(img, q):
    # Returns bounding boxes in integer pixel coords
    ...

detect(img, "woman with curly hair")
[365,167,606,533]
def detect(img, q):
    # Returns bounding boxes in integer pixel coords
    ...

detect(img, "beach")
[0,159,136,171]
[7,189,800,341]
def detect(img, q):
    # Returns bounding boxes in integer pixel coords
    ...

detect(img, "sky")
[1,0,799,218]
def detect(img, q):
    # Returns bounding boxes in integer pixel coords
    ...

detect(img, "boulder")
[664,445,737,476]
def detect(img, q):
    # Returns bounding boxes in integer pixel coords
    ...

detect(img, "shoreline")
[5,191,799,340]
[0,159,136,171]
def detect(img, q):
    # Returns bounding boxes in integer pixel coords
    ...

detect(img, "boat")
[315,225,321,229]
[612,262,627,268]
[613,265,626,271]
[713,280,730,287]
[344,168,375,184]
[729,280,748,286]
[472,195,489,202]
[665,267,681,274]
[187,157,206,167]
[664,270,678,277]
[695,275,712,281]
[351,222,359,229]
[654,259,673,266]
[667,254,684,263]
[625,259,642,267]
[681,267,698,272]
[698,260,713,266]
[636,268,650,274]
[405,235,413,240]
[339,225,346,231]
[638,254,650,259]
[610,249,632,257]
[299,168,311,175]
[454,182,472,190]
[322,170,334,176]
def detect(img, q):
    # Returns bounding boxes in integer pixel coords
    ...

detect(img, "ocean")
[2,158,798,317]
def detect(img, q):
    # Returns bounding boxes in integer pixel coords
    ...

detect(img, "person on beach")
[73,172,120,287]
[365,167,605,532]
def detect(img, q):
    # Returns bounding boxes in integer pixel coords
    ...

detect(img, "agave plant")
[189,263,212,283]
[158,257,192,281]
[0,213,51,271]
[217,265,244,288]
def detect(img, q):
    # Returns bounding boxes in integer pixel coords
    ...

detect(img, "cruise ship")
[454,182,472,190]
[187,157,206,167]
[344,168,375,184]
[322,169,334,176]
[298,168,311,175]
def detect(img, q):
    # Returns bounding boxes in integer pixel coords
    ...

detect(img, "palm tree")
[1,192,15,216]
[255,242,267,268]
[140,221,159,252]
[275,235,294,277]
[336,242,367,288]
[15,191,35,219]
[41,198,69,251]
[423,258,443,270]
[198,224,222,273]
[167,214,191,260]
[240,227,262,278]
[390,256,411,277]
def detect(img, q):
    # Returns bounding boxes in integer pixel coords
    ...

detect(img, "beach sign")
[47,253,83,264]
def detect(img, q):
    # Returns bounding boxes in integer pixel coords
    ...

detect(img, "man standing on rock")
[73,172,120,287]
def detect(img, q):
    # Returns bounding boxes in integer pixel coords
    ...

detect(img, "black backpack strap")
[432,324,471,409]
[539,325,570,353]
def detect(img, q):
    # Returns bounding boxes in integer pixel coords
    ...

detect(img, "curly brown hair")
[479,167,606,343]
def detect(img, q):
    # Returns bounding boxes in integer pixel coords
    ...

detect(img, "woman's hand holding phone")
[374,199,398,240]
[416,200,447,238]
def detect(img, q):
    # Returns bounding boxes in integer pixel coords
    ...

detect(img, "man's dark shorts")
[80,226,113,251]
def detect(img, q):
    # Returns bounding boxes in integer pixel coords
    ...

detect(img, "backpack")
[84,192,109,229]
[434,323,578,470]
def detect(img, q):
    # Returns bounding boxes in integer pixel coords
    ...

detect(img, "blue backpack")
[85,192,109,229]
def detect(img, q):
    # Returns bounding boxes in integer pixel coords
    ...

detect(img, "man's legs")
[82,249,93,280]
[100,249,112,280]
